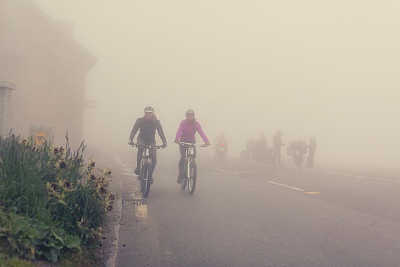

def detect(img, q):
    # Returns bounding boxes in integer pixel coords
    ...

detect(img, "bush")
[0,134,113,263]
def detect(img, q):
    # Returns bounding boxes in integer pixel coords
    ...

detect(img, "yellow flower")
[77,217,87,229]
[55,160,67,169]
[46,181,62,199]
[63,180,74,191]
[46,182,53,192]
[88,160,95,168]
[99,186,108,195]
[46,181,59,192]
[53,147,65,157]
[103,169,112,176]
[21,139,29,147]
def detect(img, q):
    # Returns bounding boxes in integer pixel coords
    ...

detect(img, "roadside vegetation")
[0,134,113,266]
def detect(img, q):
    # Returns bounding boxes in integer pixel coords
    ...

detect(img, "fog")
[33,0,400,167]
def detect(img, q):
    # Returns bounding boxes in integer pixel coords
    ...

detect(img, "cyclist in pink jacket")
[174,109,210,183]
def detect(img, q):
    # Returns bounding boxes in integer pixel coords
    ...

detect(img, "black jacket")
[129,117,167,144]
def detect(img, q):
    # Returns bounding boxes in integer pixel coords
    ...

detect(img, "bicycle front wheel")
[187,162,197,194]
[181,176,187,190]
[181,162,188,190]
[141,164,151,198]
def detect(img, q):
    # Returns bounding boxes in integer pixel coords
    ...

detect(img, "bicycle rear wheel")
[187,162,197,194]
[141,164,151,198]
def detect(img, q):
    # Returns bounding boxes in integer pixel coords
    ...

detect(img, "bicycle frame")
[178,142,207,194]
[141,146,152,171]
[134,144,155,179]
[180,142,204,169]
[185,145,196,178]
[129,142,163,197]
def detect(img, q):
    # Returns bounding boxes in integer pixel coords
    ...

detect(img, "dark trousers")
[273,148,281,164]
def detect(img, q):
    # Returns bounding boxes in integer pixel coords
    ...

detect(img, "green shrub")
[0,134,113,263]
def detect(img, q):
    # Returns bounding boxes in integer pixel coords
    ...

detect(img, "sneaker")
[134,168,140,175]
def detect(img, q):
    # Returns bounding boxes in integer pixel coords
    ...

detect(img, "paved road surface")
[100,152,400,267]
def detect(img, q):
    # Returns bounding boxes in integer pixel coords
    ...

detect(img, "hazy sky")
[33,0,400,167]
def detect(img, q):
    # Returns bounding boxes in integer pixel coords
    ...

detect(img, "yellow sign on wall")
[29,126,54,146]
[34,132,47,146]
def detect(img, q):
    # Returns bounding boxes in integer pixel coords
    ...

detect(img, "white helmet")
[185,109,195,115]
[144,106,154,113]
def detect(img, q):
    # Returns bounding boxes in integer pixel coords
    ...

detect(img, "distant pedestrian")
[307,137,317,168]
[273,130,284,165]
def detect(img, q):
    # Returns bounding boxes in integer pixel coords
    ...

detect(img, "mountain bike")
[178,142,207,194]
[130,142,163,198]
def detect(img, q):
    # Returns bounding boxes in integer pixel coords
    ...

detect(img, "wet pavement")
[99,151,400,267]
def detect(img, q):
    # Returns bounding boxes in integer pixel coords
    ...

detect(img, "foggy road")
[4,1,400,266]
[102,153,400,267]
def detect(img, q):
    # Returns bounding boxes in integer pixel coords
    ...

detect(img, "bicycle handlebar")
[129,142,164,149]
[177,142,208,147]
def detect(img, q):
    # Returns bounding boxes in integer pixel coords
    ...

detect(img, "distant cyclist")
[129,106,167,179]
[174,109,210,183]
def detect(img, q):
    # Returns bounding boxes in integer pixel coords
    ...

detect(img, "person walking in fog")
[174,109,210,183]
[129,106,167,179]
[273,130,285,165]
[307,137,317,168]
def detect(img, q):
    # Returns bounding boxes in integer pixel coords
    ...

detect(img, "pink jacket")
[175,120,209,144]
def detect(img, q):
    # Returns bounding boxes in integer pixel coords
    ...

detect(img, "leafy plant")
[0,133,113,263]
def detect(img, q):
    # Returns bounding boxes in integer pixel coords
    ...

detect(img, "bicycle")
[178,142,207,194]
[129,142,164,198]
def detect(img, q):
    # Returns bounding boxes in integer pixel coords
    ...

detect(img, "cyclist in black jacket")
[129,106,167,177]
